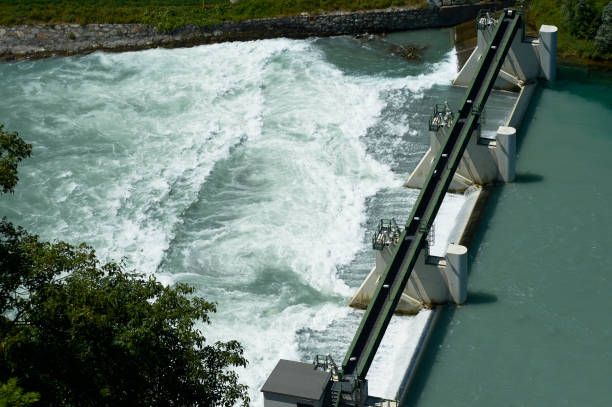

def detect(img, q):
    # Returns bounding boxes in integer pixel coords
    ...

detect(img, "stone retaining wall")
[0,1,513,60]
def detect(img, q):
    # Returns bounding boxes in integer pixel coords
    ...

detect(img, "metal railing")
[371,219,401,250]
[477,10,497,30]
[314,354,340,377]
[428,102,454,132]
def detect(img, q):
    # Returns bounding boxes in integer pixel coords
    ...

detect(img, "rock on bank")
[0,1,513,60]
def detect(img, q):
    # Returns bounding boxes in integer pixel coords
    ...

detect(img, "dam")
[261,9,558,407]
[0,7,577,405]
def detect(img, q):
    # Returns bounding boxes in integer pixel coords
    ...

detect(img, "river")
[1,27,541,405]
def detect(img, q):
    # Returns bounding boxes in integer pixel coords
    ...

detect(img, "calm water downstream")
[405,67,612,407]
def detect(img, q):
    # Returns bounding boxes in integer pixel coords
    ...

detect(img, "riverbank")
[0,1,513,61]
[523,0,611,62]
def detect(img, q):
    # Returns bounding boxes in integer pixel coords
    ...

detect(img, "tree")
[0,127,249,406]
[0,125,32,194]
[561,0,601,40]
[0,378,39,407]
[595,1,612,54]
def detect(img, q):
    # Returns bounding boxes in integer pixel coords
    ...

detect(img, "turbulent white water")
[0,34,472,404]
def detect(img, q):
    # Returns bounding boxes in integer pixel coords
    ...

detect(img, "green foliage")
[524,0,611,60]
[0,0,426,28]
[141,5,228,32]
[0,221,250,406]
[0,126,32,194]
[595,1,612,53]
[561,0,600,39]
[0,126,249,405]
[0,378,39,407]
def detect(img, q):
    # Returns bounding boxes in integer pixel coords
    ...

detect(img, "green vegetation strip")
[0,1,609,62]
[523,0,611,60]
[0,0,426,31]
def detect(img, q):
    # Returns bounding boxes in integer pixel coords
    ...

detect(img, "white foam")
[0,38,460,405]
[366,310,433,400]
[429,189,476,258]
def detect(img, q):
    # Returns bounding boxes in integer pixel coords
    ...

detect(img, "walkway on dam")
[336,9,523,405]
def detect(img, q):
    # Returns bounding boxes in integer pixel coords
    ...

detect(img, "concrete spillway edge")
[395,306,441,403]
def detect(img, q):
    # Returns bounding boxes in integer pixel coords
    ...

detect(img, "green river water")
[405,66,612,407]
[1,25,611,406]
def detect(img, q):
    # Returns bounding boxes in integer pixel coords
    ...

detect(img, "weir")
[262,9,557,407]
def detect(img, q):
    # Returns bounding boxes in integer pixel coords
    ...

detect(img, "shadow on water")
[465,291,498,305]
[514,172,544,183]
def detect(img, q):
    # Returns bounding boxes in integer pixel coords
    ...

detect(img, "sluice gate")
[262,9,538,407]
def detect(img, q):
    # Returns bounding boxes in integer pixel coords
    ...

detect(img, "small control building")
[261,360,331,407]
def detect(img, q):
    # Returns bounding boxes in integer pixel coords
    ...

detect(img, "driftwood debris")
[389,44,428,62]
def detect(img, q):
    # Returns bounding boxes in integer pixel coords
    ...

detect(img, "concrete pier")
[538,25,558,81]
[495,126,517,183]
[445,244,468,304]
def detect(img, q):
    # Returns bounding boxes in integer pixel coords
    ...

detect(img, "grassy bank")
[522,0,611,61]
[2,1,608,64]
[0,0,428,31]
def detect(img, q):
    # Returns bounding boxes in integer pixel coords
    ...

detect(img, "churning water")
[0,29,514,403]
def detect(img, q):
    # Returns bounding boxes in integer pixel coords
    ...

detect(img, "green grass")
[0,0,427,30]
[4,0,607,63]
[523,0,611,61]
